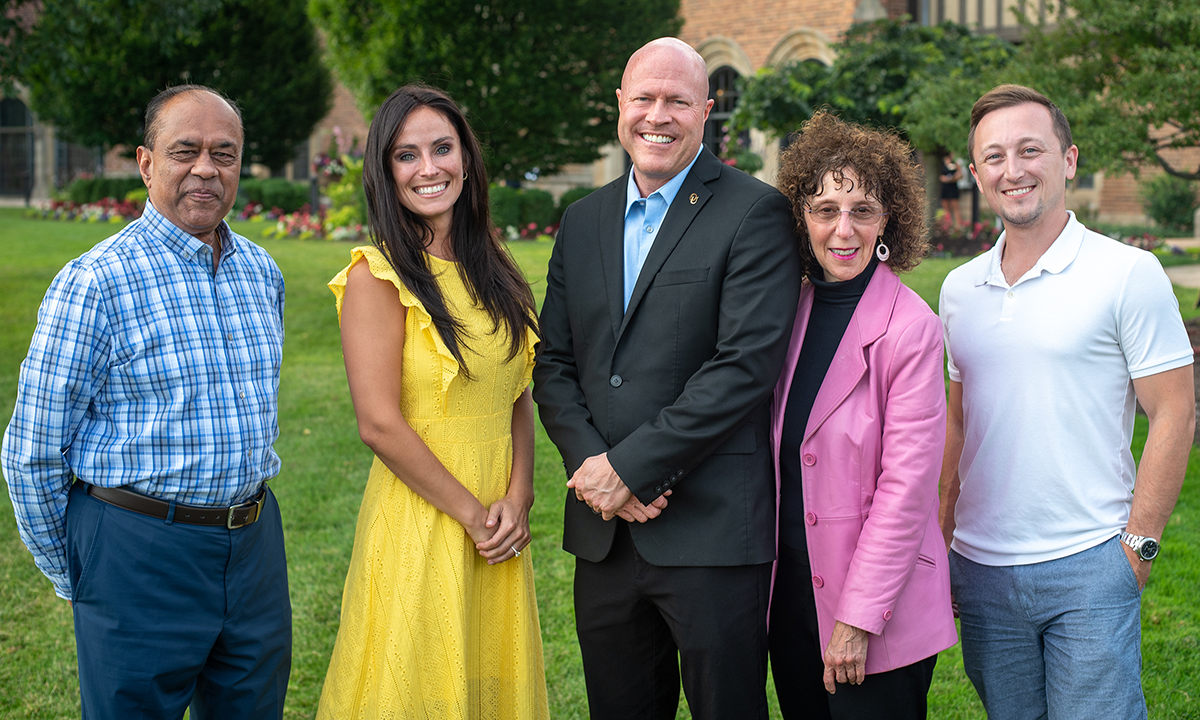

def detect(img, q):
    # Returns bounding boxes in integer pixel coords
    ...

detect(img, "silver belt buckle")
[226,489,266,529]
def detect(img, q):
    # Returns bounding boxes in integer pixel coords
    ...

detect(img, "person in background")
[769,110,957,720]
[2,84,290,720]
[940,84,1194,720]
[939,153,963,226]
[317,84,548,720]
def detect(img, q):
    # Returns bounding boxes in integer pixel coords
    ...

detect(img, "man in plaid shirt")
[2,85,290,720]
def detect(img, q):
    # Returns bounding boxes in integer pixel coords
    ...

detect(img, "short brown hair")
[776,111,928,277]
[968,84,1072,164]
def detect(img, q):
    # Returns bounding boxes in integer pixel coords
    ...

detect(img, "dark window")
[704,66,742,157]
[0,98,34,196]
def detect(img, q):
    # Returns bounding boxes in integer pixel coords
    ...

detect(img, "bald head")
[622,38,709,98]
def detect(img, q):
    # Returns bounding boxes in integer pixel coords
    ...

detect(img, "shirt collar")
[624,146,705,216]
[977,211,1084,287]
[141,200,237,263]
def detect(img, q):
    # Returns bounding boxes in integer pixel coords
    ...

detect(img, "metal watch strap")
[1120,531,1159,561]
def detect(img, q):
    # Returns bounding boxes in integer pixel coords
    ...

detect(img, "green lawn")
[1,208,1198,719]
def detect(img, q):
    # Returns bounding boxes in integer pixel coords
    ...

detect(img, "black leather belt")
[84,483,267,529]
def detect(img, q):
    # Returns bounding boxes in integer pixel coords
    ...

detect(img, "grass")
[1,207,1198,719]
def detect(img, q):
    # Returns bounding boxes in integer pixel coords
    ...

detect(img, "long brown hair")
[362,84,539,376]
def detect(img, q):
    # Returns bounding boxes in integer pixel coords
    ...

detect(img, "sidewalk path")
[1165,238,1200,289]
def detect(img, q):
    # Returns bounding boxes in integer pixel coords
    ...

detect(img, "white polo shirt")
[940,213,1193,566]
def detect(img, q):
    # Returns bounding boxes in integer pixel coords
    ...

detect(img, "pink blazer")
[770,266,957,674]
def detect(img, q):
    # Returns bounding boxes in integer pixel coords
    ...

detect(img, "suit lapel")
[596,174,629,340]
[804,266,899,441]
[618,151,722,339]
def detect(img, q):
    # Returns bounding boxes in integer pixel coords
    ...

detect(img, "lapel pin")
[689,193,698,205]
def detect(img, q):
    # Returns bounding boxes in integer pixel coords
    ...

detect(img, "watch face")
[1140,539,1160,561]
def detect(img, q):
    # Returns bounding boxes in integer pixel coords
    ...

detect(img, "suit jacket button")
[805,512,817,525]
[812,575,824,588]
[609,374,623,387]
[802,453,816,466]
[654,485,662,493]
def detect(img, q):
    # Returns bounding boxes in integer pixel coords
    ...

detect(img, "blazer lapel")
[618,151,722,339]
[804,266,900,441]
[596,174,629,340]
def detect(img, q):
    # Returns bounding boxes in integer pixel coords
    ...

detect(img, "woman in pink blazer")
[769,112,957,719]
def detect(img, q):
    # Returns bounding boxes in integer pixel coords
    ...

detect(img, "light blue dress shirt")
[623,148,704,310]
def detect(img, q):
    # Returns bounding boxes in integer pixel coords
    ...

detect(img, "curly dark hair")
[776,111,928,277]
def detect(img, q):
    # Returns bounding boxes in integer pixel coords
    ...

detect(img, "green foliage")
[0,0,31,87]
[490,185,521,230]
[519,189,557,232]
[556,186,596,221]
[18,0,332,169]
[124,187,149,204]
[66,176,146,205]
[1009,0,1200,180]
[240,178,311,213]
[324,157,366,226]
[1139,174,1199,234]
[732,20,1016,154]
[309,0,682,181]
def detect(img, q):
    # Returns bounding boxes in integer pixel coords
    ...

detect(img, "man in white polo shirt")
[939,84,1195,720]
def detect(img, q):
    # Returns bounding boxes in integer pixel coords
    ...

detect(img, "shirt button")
[609,374,623,388]
[805,512,817,525]
[227,333,233,341]
[812,575,824,588]
[240,392,246,398]
[1007,290,1014,298]
[802,453,816,466]
[883,610,893,621]
[644,225,653,233]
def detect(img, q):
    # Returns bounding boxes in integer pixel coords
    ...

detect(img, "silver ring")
[511,545,521,557]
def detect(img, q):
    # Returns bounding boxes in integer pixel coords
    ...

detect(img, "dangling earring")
[875,238,890,262]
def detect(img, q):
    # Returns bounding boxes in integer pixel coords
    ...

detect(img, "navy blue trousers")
[66,482,291,720]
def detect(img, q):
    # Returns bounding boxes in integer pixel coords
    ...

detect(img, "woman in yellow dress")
[318,85,548,720]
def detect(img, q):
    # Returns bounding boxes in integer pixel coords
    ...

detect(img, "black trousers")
[574,521,772,720]
[769,545,937,720]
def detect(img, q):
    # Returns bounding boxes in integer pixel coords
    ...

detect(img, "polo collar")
[976,211,1083,288]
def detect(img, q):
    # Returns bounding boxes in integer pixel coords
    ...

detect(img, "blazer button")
[802,453,816,466]
[609,374,623,388]
[805,512,817,525]
[812,575,824,588]
[654,485,662,494]
[883,610,893,621]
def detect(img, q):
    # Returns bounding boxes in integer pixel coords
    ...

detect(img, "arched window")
[704,66,743,157]
[0,98,34,196]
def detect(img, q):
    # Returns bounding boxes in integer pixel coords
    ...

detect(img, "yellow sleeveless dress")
[318,246,548,720]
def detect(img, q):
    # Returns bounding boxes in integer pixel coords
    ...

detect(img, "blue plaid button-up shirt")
[2,202,285,599]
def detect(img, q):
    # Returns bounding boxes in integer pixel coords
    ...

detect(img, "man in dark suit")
[533,37,801,719]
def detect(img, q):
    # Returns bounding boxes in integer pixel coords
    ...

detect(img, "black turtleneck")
[778,256,878,558]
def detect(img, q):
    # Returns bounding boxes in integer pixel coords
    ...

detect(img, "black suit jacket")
[533,148,801,566]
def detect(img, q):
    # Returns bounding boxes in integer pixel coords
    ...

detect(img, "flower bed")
[26,197,143,223]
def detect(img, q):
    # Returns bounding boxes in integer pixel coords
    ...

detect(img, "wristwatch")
[1120,531,1160,561]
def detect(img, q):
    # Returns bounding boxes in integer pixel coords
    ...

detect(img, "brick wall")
[679,0,860,68]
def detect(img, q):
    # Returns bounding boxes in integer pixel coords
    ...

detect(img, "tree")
[309,0,682,181]
[1010,0,1200,179]
[19,0,332,169]
[731,19,1015,154]
[1,1,34,87]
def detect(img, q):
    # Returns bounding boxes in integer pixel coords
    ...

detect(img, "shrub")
[1139,173,1199,235]
[325,157,365,226]
[519,189,556,230]
[490,185,521,231]
[259,178,311,214]
[556,186,596,224]
[66,176,144,204]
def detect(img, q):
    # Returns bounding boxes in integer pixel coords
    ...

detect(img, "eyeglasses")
[804,205,889,225]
